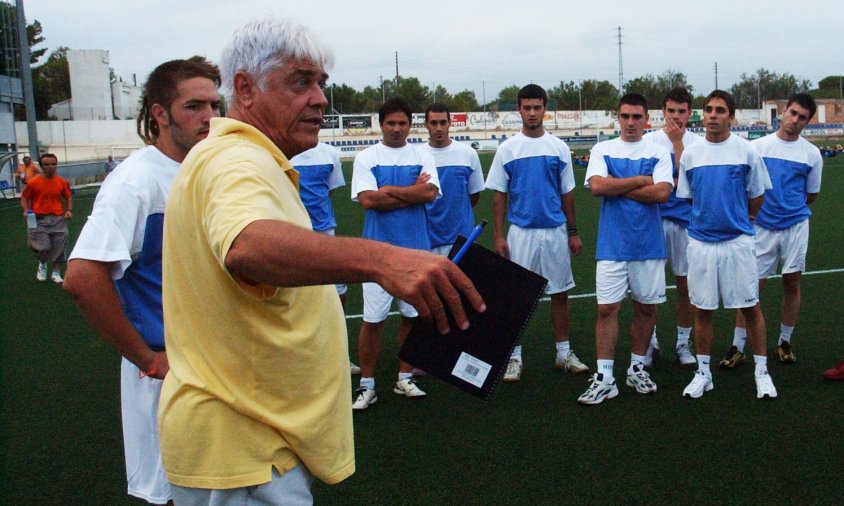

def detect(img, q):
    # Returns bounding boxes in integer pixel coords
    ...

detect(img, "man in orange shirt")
[21,153,73,283]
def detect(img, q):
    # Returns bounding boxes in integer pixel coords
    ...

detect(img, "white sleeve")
[419,149,442,198]
[467,149,486,194]
[806,147,823,194]
[68,180,143,279]
[652,146,674,187]
[327,145,345,190]
[559,145,576,194]
[484,150,509,192]
[583,144,607,189]
[746,147,770,198]
[676,151,692,199]
[350,150,378,202]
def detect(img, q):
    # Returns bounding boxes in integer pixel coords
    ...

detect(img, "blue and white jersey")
[584,138,673,261]
[752,133,823,231]
[421,141,485,248]
[351,142,440,250]
[485,132,575,229]
[677,134,771,242]
[69,146,179,350]
[643,129,704,228]
[290,142,345,232]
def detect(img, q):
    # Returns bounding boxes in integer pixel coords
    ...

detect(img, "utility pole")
[617,26,624,92]
[714,62,718,90]
[16,0,38,160]
[380,75,385,102]
[394,51,399,93]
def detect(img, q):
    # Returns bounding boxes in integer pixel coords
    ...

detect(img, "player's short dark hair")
[518,84,547,107]
[786,93,817,120]
[704,90,736,116]
[39,153,57,165]
[379,97,413,124]
[619,93,648,111]
[137,56,221,145]
[663,87,693,109]
[425,103,450,122]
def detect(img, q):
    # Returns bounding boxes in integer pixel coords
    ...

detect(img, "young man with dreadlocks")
[64,57,221,505]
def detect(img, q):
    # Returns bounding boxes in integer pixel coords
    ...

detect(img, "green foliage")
[810,75,843,100]
[487,84,520,112]
[394,76,431,112]
[31,46,70,120]
[623,70,692,110]
[729,68,812,108]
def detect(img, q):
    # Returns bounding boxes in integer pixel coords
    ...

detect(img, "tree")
[580,79,620,111]
[729,69,811,108]
[624,70,692,109]
[393,76,430,112]
[547,81,581,110]
[448,89,481,112]
[32,46,70,120]
[810,75,844,100]
[488,84,520,112]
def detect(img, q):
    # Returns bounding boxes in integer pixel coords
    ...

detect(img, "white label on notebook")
[451,352,491,388]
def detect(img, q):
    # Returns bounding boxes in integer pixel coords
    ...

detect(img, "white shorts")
[686,235,759,310]
[171,463,314,506]
[362,282,418,323]
[663,219,689,276]
[754,220,809,278]
[431,244,454,257]
[507,224,575,295]
[320,229,348,295]
[120,358,171,504]
[595,259,667,305]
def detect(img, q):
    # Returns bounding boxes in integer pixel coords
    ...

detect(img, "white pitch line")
[344,267,844,320]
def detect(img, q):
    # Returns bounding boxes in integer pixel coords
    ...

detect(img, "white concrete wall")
[67,49,113,120]
[111,81,142,119]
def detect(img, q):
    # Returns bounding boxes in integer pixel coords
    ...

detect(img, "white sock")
[630,353,647,373]
[511,345,522,361]
[732,327,748,352]
[398,372,412,381]
[754,355,768,375]
[697,355,711,376]
[651,325,658,344]
[360,377,375,390]
[779,324,794,345]
[555,340,571,359]
[677,327,692,346]
[597,359,614,382]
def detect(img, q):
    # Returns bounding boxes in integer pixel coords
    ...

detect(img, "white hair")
[220,18,334,103]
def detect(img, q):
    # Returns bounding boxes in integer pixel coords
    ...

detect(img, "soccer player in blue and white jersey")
[350,97,441,410]
[291,142,362,376]
[63,57,221,505]
[729,93,823,366]
[676,90,776,400]
[485,84,588,382]
[642,87,703,367]
[578,93,673,405]
[421,103,485,256]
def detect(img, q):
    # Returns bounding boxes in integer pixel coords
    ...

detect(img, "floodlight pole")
[16,0,38,160]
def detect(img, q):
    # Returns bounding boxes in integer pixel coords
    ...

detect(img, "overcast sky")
[24,0,842,105]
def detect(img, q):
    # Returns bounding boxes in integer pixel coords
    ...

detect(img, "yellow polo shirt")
[159,117,354,489]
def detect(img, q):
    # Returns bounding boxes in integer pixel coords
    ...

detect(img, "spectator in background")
[15,155,41,191]
[105,155,120,175]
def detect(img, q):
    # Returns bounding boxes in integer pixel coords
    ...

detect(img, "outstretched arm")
[225,220,485,334]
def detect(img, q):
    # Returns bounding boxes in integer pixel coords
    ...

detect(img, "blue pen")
[452,220,487,264]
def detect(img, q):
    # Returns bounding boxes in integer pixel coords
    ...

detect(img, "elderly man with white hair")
[157,18,484,505]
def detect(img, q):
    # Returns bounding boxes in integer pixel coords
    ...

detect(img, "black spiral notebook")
[398,236,548,400]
